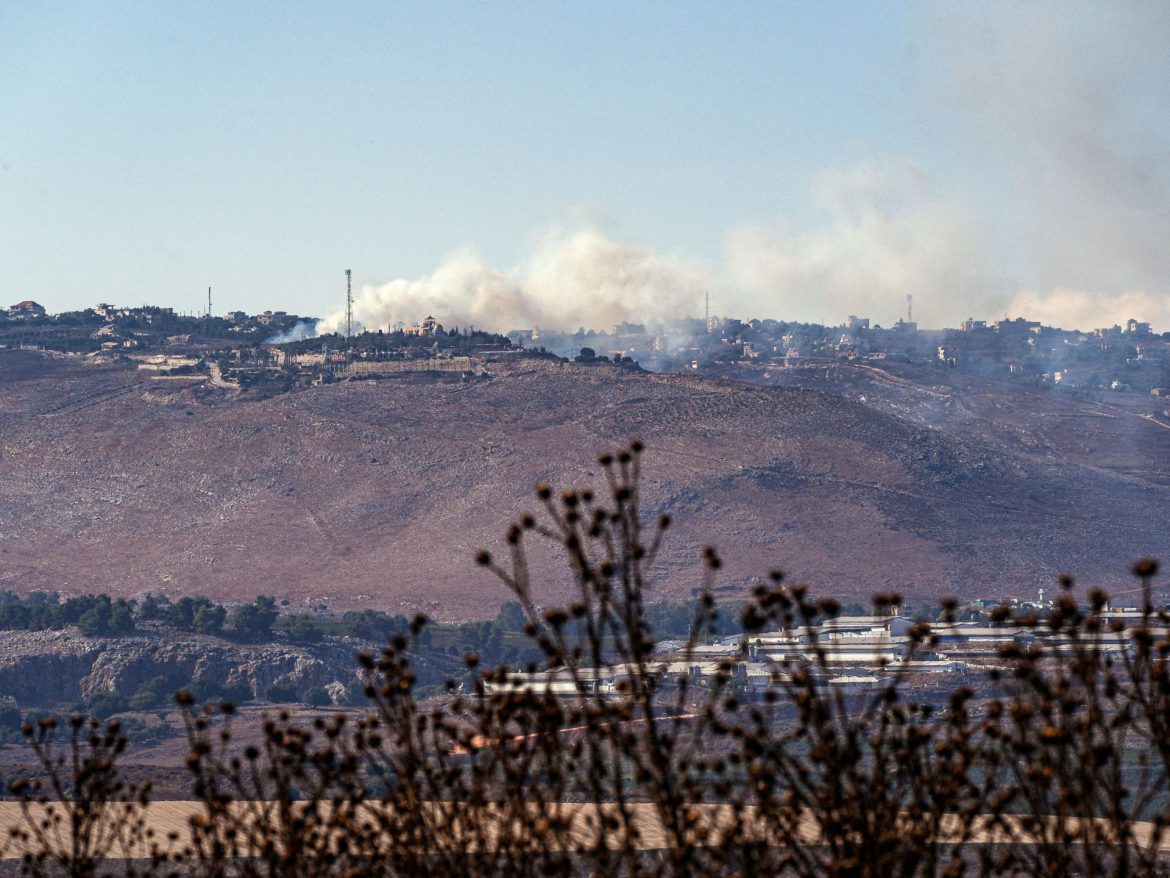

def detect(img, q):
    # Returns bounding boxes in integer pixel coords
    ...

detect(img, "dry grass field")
[4,350,1170,616]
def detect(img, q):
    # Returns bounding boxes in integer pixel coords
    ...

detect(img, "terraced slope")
[2,350,1168,617]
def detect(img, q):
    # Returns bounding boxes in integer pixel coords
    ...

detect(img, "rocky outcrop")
[0,629,366,707]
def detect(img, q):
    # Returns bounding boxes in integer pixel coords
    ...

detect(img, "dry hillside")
[2,350,1169,617]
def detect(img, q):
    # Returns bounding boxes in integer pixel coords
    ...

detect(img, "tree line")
[0,592,281,639]
[0,588,732,660]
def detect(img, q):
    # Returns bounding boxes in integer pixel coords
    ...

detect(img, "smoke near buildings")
[266,320,320,344]
[727,1,1170,331]
[929,0,1170,328]
[315,229,710,335]
[316,1,1168,337]
[724,162,991,329]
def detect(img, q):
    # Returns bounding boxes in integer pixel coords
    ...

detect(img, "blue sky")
[2,2,1167,330]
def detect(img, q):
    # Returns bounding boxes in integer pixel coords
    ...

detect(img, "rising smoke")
[727,1,1170,330]
[929,0,1170,327]
[316,2,1168,337]
[725,162,994,328]
[315,229,710,335]
[266,320,321,344]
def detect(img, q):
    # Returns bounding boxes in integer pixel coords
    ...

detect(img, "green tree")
[137,594,164,621]
[164,596,198,630]
[85,691,129,717]
[77,596,134,636]
[193,604,226,635]
[0,703,21,743]
[61,594,102,626]
[0,602,32,630]
[109,599,135,634]
[232,596,278,639]
[265,683,298,703]
[189,676,251,705]
[283,615,323,644]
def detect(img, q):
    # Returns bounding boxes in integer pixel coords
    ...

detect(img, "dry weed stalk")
[7,442,1170,876]
[6,715,173,877]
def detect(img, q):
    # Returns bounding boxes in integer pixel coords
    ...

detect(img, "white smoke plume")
[722,3,1170,331]
[920,0,1170,327]
[725,162,994,327]
[316,229,710,335]
[313,3,1168,337]
[1004,289,1170,332]
[266,320,320,344]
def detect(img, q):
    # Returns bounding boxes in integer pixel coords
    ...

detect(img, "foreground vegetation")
[5,443,1170,876]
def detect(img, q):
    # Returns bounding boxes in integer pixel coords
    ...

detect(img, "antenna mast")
[906,294,913,324]
[207,286,212,318]
[345,269,353,339]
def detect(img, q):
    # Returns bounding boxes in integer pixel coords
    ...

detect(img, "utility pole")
[345,269,353,340]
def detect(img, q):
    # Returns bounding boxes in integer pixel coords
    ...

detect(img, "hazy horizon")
[3,2,1167,332]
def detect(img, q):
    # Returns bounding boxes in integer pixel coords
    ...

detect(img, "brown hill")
[2,350,1169,617]
[713,358,1170,487]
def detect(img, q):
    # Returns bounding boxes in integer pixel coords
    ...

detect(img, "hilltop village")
[5,298,1170,397]
[0,301,516,394]
[532,312,1170,395]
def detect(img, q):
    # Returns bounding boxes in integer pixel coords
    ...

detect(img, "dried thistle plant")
[6,443,1170,877]
[7,714,174,877]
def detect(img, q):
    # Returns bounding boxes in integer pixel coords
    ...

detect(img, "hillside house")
[404,316,442,336]
[7,300,46,320]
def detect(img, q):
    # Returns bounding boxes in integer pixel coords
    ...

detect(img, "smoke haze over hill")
[316,229,710,335]
[930,0,1170,329]
[313,1,1169,337]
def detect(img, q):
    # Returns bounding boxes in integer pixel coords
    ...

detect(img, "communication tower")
[345,269,353,339]
[906,294,913,324]
[705,291,718,334]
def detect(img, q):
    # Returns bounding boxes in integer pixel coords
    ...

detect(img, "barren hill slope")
[2,350,1168,617]
[716,359,1170,488]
